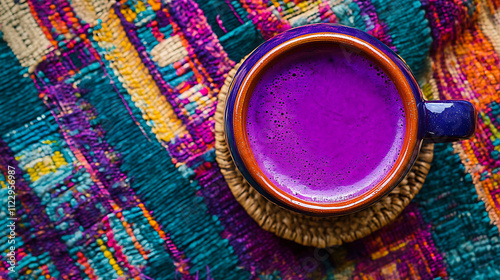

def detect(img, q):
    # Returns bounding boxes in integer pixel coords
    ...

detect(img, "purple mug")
[224,24,476,216]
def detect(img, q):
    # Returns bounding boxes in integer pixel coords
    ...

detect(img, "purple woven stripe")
[27,0,89,43]
[419,0,475,49]
[32,45,196,276]
[166,0,234,87]
[112,5,215,160]
[353,0,397,52]
[45,83,138,209]
[35,42,97,83]
[349,204,447,278]
[34,47,129,211]
[0,140,83,279]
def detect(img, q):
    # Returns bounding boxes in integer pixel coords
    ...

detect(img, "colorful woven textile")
[1,0,499,279]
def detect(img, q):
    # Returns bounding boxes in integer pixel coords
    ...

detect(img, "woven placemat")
[215,59,434,248]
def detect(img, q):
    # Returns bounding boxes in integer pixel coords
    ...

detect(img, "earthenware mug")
[224,24,476,216]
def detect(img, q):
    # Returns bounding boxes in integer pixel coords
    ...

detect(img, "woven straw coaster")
[214,59,434,248]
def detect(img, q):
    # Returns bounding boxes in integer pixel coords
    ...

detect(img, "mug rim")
[231,32,419,215]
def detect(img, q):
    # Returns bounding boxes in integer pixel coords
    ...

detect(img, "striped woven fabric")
[0,0,499,279]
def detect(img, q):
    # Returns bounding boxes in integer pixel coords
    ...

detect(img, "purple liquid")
[246,45,406,203]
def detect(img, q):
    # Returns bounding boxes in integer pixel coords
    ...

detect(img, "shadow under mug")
[224,24,476,216]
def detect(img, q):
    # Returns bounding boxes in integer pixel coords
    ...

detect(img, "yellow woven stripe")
[92,9,187,143]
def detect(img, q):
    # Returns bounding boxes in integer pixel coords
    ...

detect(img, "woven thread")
[0,0,499,278]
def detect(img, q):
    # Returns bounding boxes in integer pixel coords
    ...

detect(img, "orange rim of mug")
[232,33,419,215]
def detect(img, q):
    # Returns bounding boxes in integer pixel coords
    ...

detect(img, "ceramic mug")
[224,24,476,216]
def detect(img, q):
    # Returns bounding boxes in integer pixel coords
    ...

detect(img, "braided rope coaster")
[215,59,434,248]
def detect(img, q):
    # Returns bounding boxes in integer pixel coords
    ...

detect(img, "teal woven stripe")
[415,143,500,279]
[0,35,47,136]
[195,0,248,37]
[78,63,250,279]
[113,207,172,276]
[219,21,265,63]
[71,64,176,279]
[9,252,60,280]
[371,0,432,77]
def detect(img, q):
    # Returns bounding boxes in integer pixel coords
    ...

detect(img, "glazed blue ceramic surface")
[224,24,476,215]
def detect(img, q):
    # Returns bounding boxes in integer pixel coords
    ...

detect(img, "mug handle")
[422,100,477,143]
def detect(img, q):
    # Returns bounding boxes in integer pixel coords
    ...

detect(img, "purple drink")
[246,45,406,203]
